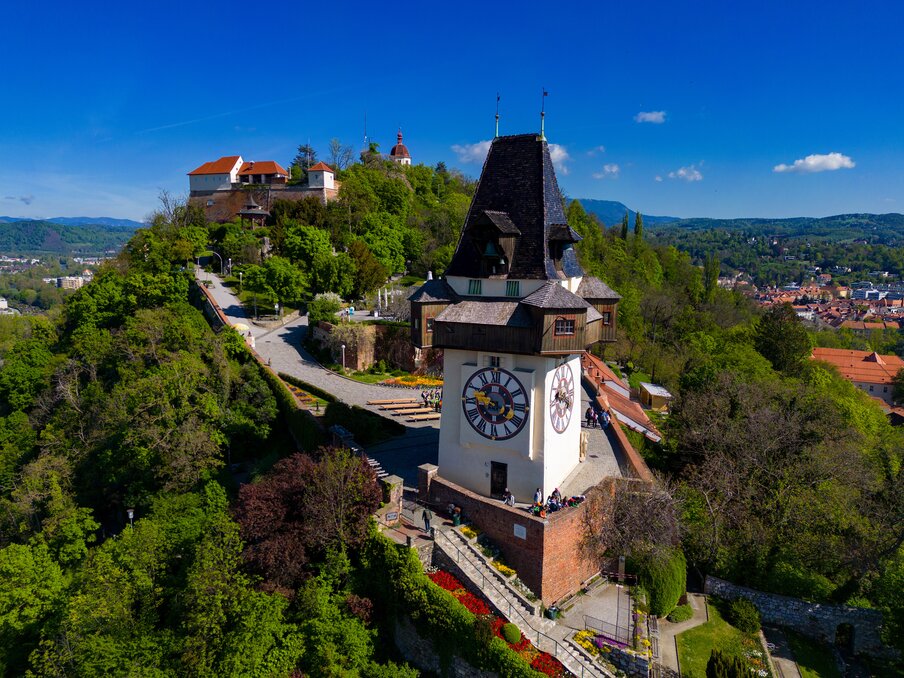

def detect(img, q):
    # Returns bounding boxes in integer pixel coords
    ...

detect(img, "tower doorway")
[490,462,508,499]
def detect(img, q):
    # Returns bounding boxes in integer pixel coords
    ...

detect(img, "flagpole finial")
[540,88,548,140]
[495,93,500,138]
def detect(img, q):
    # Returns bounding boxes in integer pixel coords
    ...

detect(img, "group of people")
[529,487,585,516]
[584,406,611,429]
[421,389,443,412]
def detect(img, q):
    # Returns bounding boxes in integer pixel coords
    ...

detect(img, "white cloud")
[654,175,663,182]
[635,111,666,124]
[592,164,620,179]
[773,152,855,174]
[586,145,606,156]
[548,143,570,175]
[451,140,492,164]
[668,165,703,182]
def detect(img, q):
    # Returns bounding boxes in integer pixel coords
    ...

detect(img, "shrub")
[706,648,748,678]
[727,598,760,633]
[667,603,693,623]
[491,561,517,578]
[632,548,686,617]
[459,525,480,540]
[323,401,404,445]
[308,293,342,324]
[763,561,835,601]
[501,622,521,644]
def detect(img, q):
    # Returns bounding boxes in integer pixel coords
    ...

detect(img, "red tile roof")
[811,347,904,385]
[238,160,287,176]
[188,155,242,175]
[307,161,334,173]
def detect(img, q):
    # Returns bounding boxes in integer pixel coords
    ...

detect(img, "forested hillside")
[0,219,136,254]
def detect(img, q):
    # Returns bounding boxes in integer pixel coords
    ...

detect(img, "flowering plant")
[531,652,568,677]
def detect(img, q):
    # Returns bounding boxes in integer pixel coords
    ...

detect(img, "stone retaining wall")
[394,616,497,678]
[597,640,651,678]
[704,575,889,657]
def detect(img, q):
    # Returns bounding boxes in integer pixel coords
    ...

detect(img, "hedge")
[361,531,542,678]
[257,364,326,451]
[632,548,687,617]
[277,372,338,403]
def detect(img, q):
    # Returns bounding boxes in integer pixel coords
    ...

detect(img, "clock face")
[549,363,575,433]
[461,367,530,440]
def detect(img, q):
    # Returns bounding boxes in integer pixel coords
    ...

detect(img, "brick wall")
[421,465,600,605]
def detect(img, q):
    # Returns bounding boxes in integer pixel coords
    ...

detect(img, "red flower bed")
[429,570,464,592]
[458,592,491,616]
[531,652,568,677]
[429,570,571,676]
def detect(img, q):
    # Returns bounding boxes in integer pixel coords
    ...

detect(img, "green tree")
[620,212,629,240]
[349,240,388,298]
[753,303,812,373]
[634,211,644,240]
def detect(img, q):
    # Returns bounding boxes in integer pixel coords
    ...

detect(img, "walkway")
[656,593,709,675]
[196,270,440,485]
[197,270,440,427]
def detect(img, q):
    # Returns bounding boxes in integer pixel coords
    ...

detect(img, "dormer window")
[506,280,520,297]
[468,279,482,295]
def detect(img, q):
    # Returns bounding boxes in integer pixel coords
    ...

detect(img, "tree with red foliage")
[234,447,381,590]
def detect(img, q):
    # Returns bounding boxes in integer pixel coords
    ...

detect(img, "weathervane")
[540,88,548,140]
[495,93,501,138]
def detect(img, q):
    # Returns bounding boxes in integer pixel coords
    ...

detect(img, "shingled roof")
[445,134,583,280]
[407,277,458,303]
[435,300,534,327]
[577,276,622,301]
[521,282,592,310]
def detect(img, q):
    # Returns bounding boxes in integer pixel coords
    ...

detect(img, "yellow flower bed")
[382,375,444,388]
[460,525,481,540]
[491,560,517,578]
[574,630,600,657]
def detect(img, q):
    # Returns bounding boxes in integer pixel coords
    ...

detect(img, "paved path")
[197,271,440,483]
[657,593,709,675]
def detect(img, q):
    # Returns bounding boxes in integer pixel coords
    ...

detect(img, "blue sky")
[2,0,903,221]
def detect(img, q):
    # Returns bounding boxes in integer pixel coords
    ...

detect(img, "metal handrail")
[433,528,609,678]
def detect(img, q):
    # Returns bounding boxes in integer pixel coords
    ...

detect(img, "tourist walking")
[585,406,593,428]
[422,506,433,533]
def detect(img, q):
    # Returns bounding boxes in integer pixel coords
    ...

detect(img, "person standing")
[533,487,543,505]
[585,406,593,428]
[422,506,433,533]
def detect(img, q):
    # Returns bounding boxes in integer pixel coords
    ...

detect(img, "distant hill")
[0,216,143,229]
[653,212,904,244]
[577,202,904,245]
[578,199,679,227]
[0,220,138,255]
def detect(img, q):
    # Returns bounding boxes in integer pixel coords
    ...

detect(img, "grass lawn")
[676,603,768,678]
[345,371,394,384]
[627,371,652,390]
[785,631,841,678]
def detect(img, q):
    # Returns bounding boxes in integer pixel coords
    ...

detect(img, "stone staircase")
[433,527,613,678]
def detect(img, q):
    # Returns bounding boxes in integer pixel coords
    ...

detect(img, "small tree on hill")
[893,367,904,405]
[620,212,629,240]
[634,212,644,241]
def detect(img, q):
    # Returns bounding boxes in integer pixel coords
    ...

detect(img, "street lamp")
[341,343,346,372]
[126,507,134,530]
[238,271,243,293]
[228,258,232,275]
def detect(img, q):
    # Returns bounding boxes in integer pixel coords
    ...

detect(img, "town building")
[188,154,339,222]
[811,347,904,406]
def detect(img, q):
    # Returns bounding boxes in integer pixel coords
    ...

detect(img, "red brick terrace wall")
[422,467,599,605]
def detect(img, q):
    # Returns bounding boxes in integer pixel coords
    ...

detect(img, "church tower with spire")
[410,133,620,503]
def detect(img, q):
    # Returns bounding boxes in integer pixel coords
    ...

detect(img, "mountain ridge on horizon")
[0,216,143,229]
[577,198,904,226]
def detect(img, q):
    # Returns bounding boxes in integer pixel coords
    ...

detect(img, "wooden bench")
[390,407,434,416]
[379,402,428,411]
[367,398,419,406]
[406,413,442,421]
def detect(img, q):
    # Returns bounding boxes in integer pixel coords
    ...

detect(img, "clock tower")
[410,133,620,503]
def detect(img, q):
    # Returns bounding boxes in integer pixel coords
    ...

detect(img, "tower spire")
[540,88,548,140]
[495,93,500,138]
